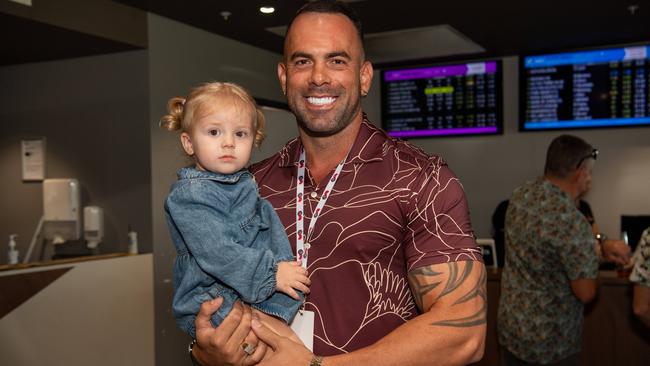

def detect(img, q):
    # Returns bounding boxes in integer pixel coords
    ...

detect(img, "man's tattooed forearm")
[431,264,487,328]
[409,262,487,327]
[408,266,443,311]
[439,261,474,298]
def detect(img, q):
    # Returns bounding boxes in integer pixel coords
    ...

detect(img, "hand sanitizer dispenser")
[84,206,104,249]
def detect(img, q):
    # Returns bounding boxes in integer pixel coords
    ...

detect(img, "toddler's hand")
[276,261,310,300]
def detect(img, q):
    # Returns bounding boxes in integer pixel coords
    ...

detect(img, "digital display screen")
[521,44,650,131]
[381,60,503,138]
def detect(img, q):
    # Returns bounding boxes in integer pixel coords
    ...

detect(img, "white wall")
[363,56,650,239]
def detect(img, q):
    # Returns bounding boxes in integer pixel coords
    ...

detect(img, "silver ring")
[241,342,256,355]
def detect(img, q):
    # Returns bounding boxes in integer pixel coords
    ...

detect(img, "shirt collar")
[540,177,574,203]
[277,113,387,168]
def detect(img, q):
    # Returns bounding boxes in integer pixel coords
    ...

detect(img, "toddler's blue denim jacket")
[165,167,301,337]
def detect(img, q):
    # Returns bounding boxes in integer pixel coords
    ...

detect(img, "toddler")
[160,82,309,338]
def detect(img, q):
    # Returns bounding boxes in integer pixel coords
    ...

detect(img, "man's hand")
[250,316,313,366]
[602,239,632,266]
[193,298,268,366]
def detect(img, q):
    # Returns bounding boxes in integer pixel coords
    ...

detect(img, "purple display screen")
[381,60,502,138]
[384,61,498,81]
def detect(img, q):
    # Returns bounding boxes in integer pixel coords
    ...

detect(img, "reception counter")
[0,253,154,366]
[475,268,650,365]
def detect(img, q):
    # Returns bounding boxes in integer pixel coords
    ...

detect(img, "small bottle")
[127,225,138,254]
[8,234,19,265]
[621,231,629,246]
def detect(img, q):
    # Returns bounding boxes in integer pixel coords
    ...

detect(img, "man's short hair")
[286,0,364,50]
[544,135,594,178]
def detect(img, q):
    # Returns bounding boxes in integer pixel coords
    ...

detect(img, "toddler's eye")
[209,129,221,136]
[235,131,249,138]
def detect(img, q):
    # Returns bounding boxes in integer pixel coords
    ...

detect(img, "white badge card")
[290,310,315,351]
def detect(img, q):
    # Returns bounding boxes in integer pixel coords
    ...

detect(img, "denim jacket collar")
[177,166,251,183]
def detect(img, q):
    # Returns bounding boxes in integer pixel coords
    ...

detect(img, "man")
[191,1,486,365]
[497,135,631,366]
[630,227,650,326]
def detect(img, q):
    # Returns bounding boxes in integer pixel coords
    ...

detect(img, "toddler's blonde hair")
[160,82,266,147]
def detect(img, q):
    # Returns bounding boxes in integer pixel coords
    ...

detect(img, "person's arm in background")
[578,199,632,266]
[570,279,597,304]
[568,239,632,303]
[561,207,600,304]
[575,199,629,264]
[591,222,601,236]
[600,239,632,266]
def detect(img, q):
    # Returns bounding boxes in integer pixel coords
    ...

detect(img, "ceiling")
[2,1,648,67]
[112,0,650,67]
[0,11,141,66]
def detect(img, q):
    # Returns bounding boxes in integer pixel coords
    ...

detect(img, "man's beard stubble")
[288,85,362,138]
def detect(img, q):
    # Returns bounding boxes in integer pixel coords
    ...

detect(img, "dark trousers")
[500,346,580,366]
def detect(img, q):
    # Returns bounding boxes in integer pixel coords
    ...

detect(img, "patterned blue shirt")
[497,178,599,363]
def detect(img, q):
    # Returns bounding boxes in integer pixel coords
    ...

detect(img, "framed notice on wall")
[22,138,46,181]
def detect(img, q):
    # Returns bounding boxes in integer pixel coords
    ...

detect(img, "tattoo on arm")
[409,262,487,328]
[408,266,443,310]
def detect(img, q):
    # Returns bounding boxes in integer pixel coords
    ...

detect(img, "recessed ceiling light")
[220,11,231,20]
[260,6,275,14]
[627,4,639,15]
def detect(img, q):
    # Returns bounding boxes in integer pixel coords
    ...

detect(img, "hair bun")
[159,97,186,131]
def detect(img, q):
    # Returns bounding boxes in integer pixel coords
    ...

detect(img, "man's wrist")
[310,354,324,366]
[188,339,203,366]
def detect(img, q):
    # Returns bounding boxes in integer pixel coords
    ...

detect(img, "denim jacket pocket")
[240,207,270,232]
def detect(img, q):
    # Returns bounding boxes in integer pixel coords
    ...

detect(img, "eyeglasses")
[576,148,599,169]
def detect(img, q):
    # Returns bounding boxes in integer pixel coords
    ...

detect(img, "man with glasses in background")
[497,135,631,366]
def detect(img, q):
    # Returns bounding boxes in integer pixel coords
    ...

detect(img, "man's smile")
[306,96,337,106]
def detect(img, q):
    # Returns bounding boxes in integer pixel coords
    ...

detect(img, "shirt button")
[310,191,318,198]
[304,242,311,249]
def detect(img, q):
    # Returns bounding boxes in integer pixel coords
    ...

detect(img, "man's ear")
[278,61,287,96]
[570,166,584,184]
[180,132,194,156]
[360,60,373,96]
